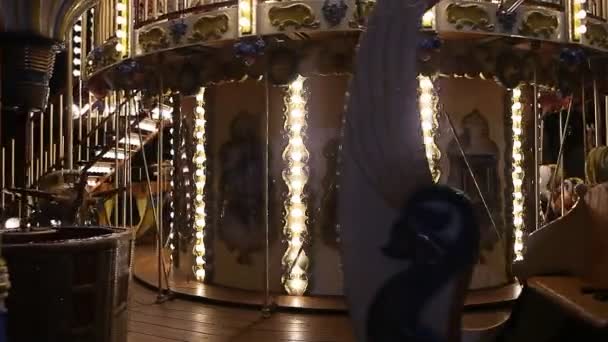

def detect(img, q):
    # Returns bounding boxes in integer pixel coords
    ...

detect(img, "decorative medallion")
[322,0,348,27]
[446,3,494,32]
[518,11,558,39]
[349,0,375,28]
[188,14,230,42]
[138,27,169,53]
[268,3,320,30]
[585,22,608,49]
[169,19,188,44]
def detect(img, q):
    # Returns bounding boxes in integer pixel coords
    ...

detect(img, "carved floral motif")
[518,11,558,39]
[138,27,169,53]
[268,3,320,30]
[446,3,494,32]
[188,14,230,42]
[585,22,608,49]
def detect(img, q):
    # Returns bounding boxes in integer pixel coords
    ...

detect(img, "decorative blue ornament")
[234,37,266,65]
[560,48,586,66]
[322,0,348,27]
[169,20,188,44]
[419,36,442,50]
[117,59,139,74]
[496,10,517,31]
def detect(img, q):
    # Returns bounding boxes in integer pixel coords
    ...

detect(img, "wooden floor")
[127,282,355,342]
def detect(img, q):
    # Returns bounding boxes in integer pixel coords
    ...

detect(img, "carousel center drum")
[3,226,133,342]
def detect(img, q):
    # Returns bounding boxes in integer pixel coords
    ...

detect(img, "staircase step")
[95,147,131,160]
[135,118,158,132]
[82,162,114,174]
[118,133,143,147]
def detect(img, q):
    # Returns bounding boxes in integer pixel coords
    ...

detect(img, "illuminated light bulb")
[196,131,204,139]
[239,17,251,28]
[291,108,303,117]
[420,77,433,90]
[511,102,522,110]
[73,58,81,65]
[116,2,126,11]
[196,156,205,164]
[514,140,522,148]
[291,195,301,203]
[74,24,82,32]
[116,16,126,25]
[73,47,81,54]
[196,232,204,239]
[195,269,205,280]
[115,43,124,52]
[73,70,81,77]
[197,144,204,151]
[576,25,587,34]
[116,30,125,38]
[196,119,205,126]
[196,256,204,265]
[73,35,82,43]
[290,152,303,162]
[196,106,205,114]
[514,192,523,200]
[514,179,523,186]
[196,195,203,201]
[576,10,587,19]
[512,88,521,97]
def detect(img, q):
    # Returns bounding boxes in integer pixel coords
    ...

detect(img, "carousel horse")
[367,185,479,342]
[338,0,479,340]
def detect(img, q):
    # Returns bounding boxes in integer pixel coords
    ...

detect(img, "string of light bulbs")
[193,88,207,281]
[281,76,310,296]
[511,86,525,260]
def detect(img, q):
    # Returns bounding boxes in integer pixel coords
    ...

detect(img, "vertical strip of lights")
[72,18,83,78]
[238,0,256,36]
[281,76,310,296]
[193,88,207,281]
[511,87,524,260]
[168,126,175,263]
[116,0,129,56]
[417,75,441,182]
[572,0,587,41]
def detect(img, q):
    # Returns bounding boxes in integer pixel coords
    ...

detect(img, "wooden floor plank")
[128,282,355,342]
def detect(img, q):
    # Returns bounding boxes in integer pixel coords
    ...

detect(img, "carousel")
[1,0,608,340]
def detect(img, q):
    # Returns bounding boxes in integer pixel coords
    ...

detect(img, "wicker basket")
[3,226,133,342]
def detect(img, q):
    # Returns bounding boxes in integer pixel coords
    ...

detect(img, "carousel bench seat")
[528,276,608,329]
[513,183,608,329]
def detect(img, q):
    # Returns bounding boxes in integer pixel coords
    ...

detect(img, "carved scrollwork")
[446,3,494,32]
[86,37,122,75]
[138,26,169,53]
[268,3,321,30]
[585,22,608,49]
[518,11,558,39]
[188,14,230,42]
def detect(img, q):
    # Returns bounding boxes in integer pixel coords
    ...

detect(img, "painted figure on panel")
[218,112,266,264]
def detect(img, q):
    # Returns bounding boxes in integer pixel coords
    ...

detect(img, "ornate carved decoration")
[188,14,230,42]
[518,11,558,39]
[268,3,320,30]
[446,3,494,32]
[585,22,608,49]
[86,37,122,75]
[138,26,169,53]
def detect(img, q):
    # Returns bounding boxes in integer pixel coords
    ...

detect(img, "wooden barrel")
[3,226,133,342]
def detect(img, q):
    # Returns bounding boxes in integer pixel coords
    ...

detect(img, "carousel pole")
[261,72,273,318]
[582,79,587,156]
[533,73,540,230]
[593,79,600,147]
[605,95,608,145]
[559,108,565,216]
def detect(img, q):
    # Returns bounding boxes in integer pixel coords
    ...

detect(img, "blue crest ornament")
[169,20,188,44]
[559,48,586,66]
[117,59,139,74]
[234,37,266,66]
[496,9,517,31]
[419,36,442,50]
[322,0,348,27]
